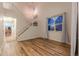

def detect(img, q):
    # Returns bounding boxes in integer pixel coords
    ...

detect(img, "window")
[48,15,63,31]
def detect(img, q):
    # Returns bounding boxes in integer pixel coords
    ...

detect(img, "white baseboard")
[16,37,42,41]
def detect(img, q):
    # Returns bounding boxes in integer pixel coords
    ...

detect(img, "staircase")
[11,3,37,40]
[16,23,32,40]
[12,3,32,40]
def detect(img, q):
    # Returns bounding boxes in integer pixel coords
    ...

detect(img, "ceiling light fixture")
[33,6,38,19]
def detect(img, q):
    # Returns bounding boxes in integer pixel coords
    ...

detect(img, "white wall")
[14,5,40,41]
[0,3,4,53]
[18,25,39,41]
[0,18,4,49]
[37,2,72,44]
[71,2,77,56]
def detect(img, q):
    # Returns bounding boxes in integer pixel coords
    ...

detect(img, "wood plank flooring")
[0,38,70,56]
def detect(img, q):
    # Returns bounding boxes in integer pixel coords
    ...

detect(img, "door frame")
[71,2,77,56]
[3,16,16,42]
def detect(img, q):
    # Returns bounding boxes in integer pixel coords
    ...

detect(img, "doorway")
[3,17,16,42]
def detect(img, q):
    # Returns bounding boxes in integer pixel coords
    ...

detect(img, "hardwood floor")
[0,38,70,56]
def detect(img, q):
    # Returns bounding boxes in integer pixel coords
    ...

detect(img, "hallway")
[0,38,70,56]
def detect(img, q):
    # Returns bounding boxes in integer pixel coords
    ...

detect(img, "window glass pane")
[56,24,62,31]
[55,16,63,24]
[48,18,54,25]
[48,18,54,31]
[48,25,54,31]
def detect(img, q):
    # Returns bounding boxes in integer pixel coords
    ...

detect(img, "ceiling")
[1,2,72,20]
[13,2,40,19]
[1,2,40,19]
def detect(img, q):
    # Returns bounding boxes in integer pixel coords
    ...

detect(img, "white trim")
[71,2,77,56]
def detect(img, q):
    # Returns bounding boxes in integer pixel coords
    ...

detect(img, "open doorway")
[3,17,16,42]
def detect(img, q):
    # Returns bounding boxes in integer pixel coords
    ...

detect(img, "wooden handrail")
[18,23,32,37]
